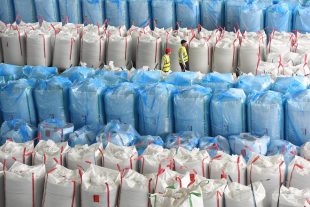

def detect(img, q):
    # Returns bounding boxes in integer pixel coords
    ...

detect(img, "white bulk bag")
[42,165,82,207]
[81,165,119,207]
[129,26,144,64]
[1,29,26,65]
[0,140,33,169]
[136,34,161,69]
[247,154,286,206]
[174,147,210,177]
[224,182,266,207]
[301,142,310,160]
[118,169,150,207]
[103,143,138,171]
[284,63,310,76]
[26,30,52,66]
[80,32,105,68]
[0,162,4,207]
[106,34,132,68]
[6,162,45,207]
[148,168,181,193]
[271,186,310,207]
[287,156,310,190]
[188,38,212,74]
[212,38,239,73]
[209,152,247,184]
[267,38,291,55]
[33,140,70,171]
[66,143,103,170]
[53,31,80,69]
[199,179,227,207]
[165,35,183,72]
[106,25,127,37]
[256,61,280,77]
[239,39,260,74]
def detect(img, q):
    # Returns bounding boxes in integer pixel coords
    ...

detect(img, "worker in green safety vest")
[161,48,172,73]
[178,39,189,72]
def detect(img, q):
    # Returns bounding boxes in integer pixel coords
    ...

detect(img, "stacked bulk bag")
[173,85,212,136]
[175,0,200,28]
[0,64,23,82]
[128,0,151,27]
[68,124,102,147]
[53,31,80,69]
[58,0,82,23]
[138,83,175,137]
[6,162,45,207]
[199,179,227,207]
[105,0,129,28]
[69,78,105,129]
[0,0,14,24]
[285,89,310,146]
[239,4,264,32]
[200,0,224,30]
[293,6,310,34]
[13,0,37,22]
[81,0,104,25]
[42,165,82,207]
[267,32,292,55]
[272,186,310,207]
[23,66,58,80]
[188,38,212,73]
[266,3,292,33]
[164,72,199,87]
[165,131,200,150]
[287,156,310,189]
[199,72,234,92]
[210,88,246,137]
[0,79,37,125]
[272,76,308,94]
[135,135,164,155]
[106,34,132,68]
[131,70,162,86]
[95,70,128,87]
[199,136,231,157]
[151,0,175,28]
[267,140,299,165]
[301,142,310,160]
[82,165,119,207]
[61,66,95,83]
[236,75,273,95]
[39,119,74,142]
[34,0,60,22]
[34,77,72,122]
[239,39,261,74]
[225,0,244,32]
[149,168,181,193]
[247,91,284,140]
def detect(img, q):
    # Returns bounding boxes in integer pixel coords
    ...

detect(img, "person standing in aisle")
[178,40,189,72]
[161,48,172,73]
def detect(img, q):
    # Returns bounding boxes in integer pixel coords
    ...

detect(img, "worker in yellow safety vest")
[161,48,172,73]
[178,40,189,72]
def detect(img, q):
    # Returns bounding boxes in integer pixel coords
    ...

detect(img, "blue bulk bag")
[13,0,37,22]
[199,135,231,157]
[82,0,104,25]
[272,76,308,94]
[61,66,95,83]
[105,0,129,28]
[267,139,299,166]
[266,3,292,34]
[34,0,60,22]
[283,0,300,10]
[69,78,106,129]
[39,118,74,142]
[165,131,200,151]
[210,88,246,137]
[95,70,128,87]
[225,0,245,32]
[34,77,72,123]
[247,91,284,140]
[68,124,103,147]
[135,135,164,155]
[129,0,151,27]
[138,83,175,137]
[236,75,273,95]
[0,0,15,23]
[165,72,200,87]
[131,70,162,86]
[240,4,264,32]
[299,0,310,6]
[152,0,175,28]
[104,82,139,129]
[0,119,36,144]
[0,64,23,82]
[293,6,310,34]
[199,72,234,92]
[200,0,224,30]
[0,79,37,126]
[229,133,271,161]
[286,89,310,146]
[23,66,58,80]
[58,0,82,23]
[174,85,212,136]
[175,0,200,28]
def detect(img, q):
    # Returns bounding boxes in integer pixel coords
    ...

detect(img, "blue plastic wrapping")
[135,135,164,155]
[34,0,60,22]
[165,131,200,151]
[0,64,24,82]
[138,83,175,137]
[272,76,308,94]
[39,118,74,142]
[131,70,162,86]
[293,6,310,34]
[23,66,58,80]
[299,0,310,6]
[286,89,310,146]
[229,133,271,161]
[82,0,104,25]
[283,0,300,10]
[0,79,37,126]
[69,78,106,129]
[68,124,103,147]
[13,0,37,22]
[174,85,212,136]
[95,70,128,87]
[104,82,139,129]
[225,0,245,32]
[61,67,95,83]
[200,72,234,92]
[129,0,151,27]
[175,0,200,28]
[164,72,200,87]
[236,75,273,95]
[105,0,129,28]
[267,139,299,166]
[34,77,72,123]
[151,0,175,28]
[240,4,264,32]
[58,0,82,23]
[0,0,15,23]
[199,135,231,157]
[266,3,292,34]
[200,0,224,30]
[0,119,36,144]
[210,88,246,137]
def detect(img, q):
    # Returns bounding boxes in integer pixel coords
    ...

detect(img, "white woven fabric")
[188,38,212,74]
[287,156,310,190]
[106,34,132,68]
[301,142,310,160]
[271,186,310,207]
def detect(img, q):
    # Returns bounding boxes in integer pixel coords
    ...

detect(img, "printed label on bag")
[93,195,100,203]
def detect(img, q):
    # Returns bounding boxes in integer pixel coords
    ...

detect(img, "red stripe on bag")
[216,191,223,207]
[105,182,110,207]
[249,155,260,183]
[288,164,304,187]
[71,181,76,207]
[237,156,241,183]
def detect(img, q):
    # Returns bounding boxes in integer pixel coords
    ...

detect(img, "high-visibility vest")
[162,54,171,72]
[178,46,188,63]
